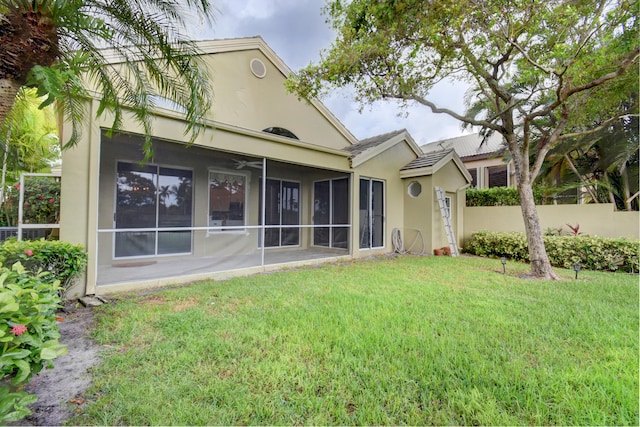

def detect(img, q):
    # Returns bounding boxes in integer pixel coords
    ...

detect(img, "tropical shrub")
[1,176,61,228]
[464,230,640,272]
[0,263,67,422]
[0,240,87,294]
[466,186,545,206]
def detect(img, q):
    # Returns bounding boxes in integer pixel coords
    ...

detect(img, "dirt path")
[14,302,103,426]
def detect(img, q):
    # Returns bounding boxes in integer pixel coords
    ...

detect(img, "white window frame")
[444,195,452,220]
[207,169,250,234]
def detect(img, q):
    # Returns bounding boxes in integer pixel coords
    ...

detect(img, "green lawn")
[71,256,639,426]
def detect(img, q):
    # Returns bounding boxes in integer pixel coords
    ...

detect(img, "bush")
[466,186,544,206]
[0,240,87,295]
[1,177,60,227]
[464,231,640,273]
[0,263,67,422]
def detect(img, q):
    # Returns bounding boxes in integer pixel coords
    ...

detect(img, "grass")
[70,256,638,425]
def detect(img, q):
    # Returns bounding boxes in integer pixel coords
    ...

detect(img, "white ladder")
[435,186,459,257]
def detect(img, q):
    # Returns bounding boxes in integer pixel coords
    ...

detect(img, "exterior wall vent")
[250,58,267,78]
[408,181,422,198]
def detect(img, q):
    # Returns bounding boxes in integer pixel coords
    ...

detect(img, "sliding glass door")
[259,178,300,247]
[359,178,384,249]
[313,177,349,249]
[115,162,192,257]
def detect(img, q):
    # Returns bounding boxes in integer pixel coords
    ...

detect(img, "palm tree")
[0,0,215,156]
[539,81,639,210]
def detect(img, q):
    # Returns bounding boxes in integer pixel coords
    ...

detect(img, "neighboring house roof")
[420,132,506,161]
[344,129,423,168]
[400,149,473,183]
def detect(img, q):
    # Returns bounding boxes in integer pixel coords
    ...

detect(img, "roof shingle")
[343,129,407,156]
[401,149,454,171]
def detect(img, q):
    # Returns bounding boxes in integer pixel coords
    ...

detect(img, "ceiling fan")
[233,159,263,169]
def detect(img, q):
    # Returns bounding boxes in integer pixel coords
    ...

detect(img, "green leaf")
[0,303,19,313]
[40,341,67,360]
[1,350,31,360]
[12,360,31,384]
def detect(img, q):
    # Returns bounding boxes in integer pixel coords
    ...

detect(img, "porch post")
[260,157,266,267]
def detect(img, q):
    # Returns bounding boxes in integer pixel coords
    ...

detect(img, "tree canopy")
[0,0,216,156]
[289,0,639,279]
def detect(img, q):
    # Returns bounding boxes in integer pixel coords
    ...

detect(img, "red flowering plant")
[0,240,87,297]
[1,177,60,228]
[0,262,67,422]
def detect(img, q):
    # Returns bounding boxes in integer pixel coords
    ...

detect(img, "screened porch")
[94,133,352,287]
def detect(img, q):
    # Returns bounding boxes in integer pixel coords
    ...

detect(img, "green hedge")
[464,231,639,273]
[0,240,87,295]
[466,186,544,206]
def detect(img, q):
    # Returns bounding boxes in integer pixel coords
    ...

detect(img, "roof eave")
[351,130,421,168]
[400,166,435,179]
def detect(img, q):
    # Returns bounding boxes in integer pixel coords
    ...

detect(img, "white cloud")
[188,0,474,144]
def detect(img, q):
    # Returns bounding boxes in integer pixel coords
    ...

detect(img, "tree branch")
[508,38,555,74]
[531,104,569,179]
[563,153,600,203]
[557,114,640,141]
[408,93,503,131]
[563,48,640,98]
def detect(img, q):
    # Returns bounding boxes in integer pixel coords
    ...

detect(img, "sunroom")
[94,131,353,289]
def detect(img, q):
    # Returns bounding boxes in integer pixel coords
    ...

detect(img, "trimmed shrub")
[464,230,640,273]
[0,240,87,295]
[466,186,544,206]
[0,263,67,422]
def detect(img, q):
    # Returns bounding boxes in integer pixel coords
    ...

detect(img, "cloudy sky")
[187,0,472,146]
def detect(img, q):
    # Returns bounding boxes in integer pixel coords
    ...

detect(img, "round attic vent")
[408,181,422,198]
[250,58,267,78]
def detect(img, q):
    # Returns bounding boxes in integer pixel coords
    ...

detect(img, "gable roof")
[98,36,359,146]
[421,132,505,161]
[345,129,422,168]
[400,149,472,182]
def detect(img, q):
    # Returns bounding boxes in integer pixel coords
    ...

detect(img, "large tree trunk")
[0,79,21,127]
[518,181,561,280]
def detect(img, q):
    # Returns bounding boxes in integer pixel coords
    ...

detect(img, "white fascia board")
[399,166,435,179]
[351,130,421,168]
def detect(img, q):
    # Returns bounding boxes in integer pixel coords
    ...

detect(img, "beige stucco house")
[59,37,471,296]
